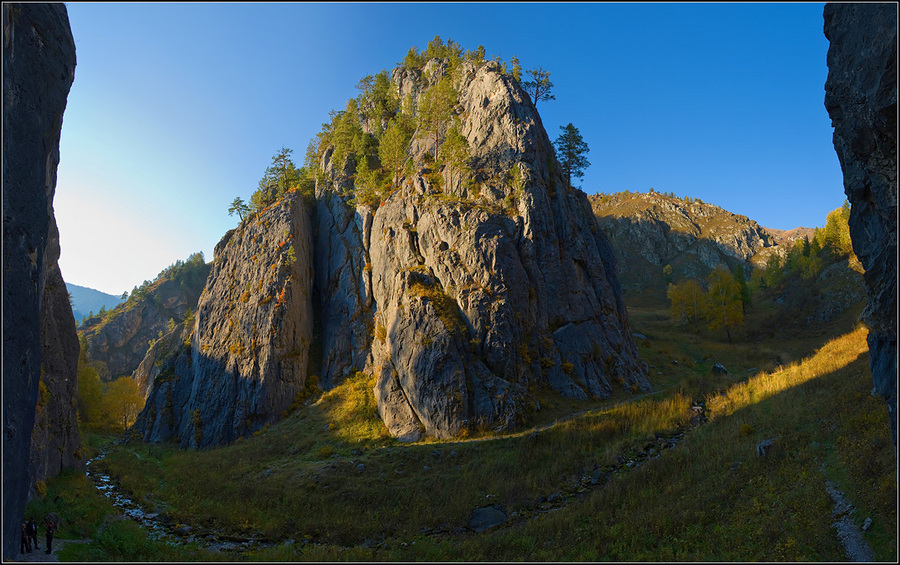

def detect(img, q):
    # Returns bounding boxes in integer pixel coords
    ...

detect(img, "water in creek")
[85,451,275,554]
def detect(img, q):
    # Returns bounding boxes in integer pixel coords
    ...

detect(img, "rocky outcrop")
[134,195,315,448]
[135,56,647,446]
[824,2,898,447]
[2,3,76,560]
[80,256,210,382]
[318,59,649,440]
[591,191,779,290]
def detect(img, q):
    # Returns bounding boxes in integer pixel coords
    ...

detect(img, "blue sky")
[54,2,845,296]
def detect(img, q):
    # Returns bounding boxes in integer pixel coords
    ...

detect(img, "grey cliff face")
[30,256,83,496]
[2,3,76,560]
[81,269,209,382]
[824,2,898,446]
[134,195,315,448]
[312,192,375,389]
[136,57,647,446]
[319,60,649,440]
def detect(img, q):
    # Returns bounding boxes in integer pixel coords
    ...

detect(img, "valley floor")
[27,293,897,562]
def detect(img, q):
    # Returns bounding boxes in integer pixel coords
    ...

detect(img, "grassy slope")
[36,282,895,562]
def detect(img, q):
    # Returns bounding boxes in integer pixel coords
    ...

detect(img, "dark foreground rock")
[824,2,898,447]
[2,2,77,560]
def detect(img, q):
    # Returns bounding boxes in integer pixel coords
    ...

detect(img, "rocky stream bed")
[78,399,711,556]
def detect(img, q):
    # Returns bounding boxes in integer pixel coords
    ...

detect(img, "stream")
[85,450,276,554]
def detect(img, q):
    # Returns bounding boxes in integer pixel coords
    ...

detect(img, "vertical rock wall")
[136,57,648,447]
[29,257,83,495]
[134,195,316,448]
[824,2,898,447]
[319,60,649,441]
[2,3,76,559]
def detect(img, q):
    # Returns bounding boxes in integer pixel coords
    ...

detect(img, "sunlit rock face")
[824,2,898,447]
[2,2,77,560]
[316,60,649,441]
[134,195,315,449]
[136,56,648,447]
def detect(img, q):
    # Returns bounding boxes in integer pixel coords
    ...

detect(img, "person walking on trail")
[44,519,56,554]
[27,517,40,550]
[20,521,31,554]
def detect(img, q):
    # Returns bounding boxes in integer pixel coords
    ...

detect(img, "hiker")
[20,521,31,554]
[27,517,40,550]
[45,518,55,554]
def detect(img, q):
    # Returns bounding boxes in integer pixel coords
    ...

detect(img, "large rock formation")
[79,255,210,382]
[134,195,315,448]
[2,3,76,560]
[136,54,648,446]
[317,59,649,440]
[591,191,780,291]
[824,2,898,447]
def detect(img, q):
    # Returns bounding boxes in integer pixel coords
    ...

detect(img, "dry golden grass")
[707,325,869,420]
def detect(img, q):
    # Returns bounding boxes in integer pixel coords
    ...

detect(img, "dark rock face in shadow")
[824,4,897,449]
[2,3,77,560]
[824,2,898,447]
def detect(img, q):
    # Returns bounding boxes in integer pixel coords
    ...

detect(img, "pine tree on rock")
[554,123,590,190]
[522,67,555,107]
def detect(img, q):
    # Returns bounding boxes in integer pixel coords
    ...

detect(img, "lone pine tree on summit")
[554,123,590,189]
[522,66,555,107]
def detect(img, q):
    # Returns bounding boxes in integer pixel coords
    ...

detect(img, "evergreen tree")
[416,75,458,159]
[442,121,471,192]
[731,263,752,310]
[379,113,414,186]
[228,197,249,221]
[522,67,555,107]
[508,55,522,82]
[553,123,590,189]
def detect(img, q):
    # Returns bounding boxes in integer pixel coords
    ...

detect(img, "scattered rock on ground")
[468,506,507,533]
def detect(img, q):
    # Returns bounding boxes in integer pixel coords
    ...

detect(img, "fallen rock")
[468,505,507,533]
[756,437,778,458]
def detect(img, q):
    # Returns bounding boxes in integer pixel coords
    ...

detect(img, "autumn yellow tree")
[101,377,144,431]
[75,337,104,429]
[706,265,743,342]
[667,279,705,329]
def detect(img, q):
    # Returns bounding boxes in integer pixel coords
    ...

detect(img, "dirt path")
[825,480,876,562]
[12,539,90,563]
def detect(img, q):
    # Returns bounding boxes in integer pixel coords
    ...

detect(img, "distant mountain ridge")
[762,226,816,246]
[66,282,125,323]
[589,190,786,291]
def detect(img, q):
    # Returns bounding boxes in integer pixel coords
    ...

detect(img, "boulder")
[468,505,507,532]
